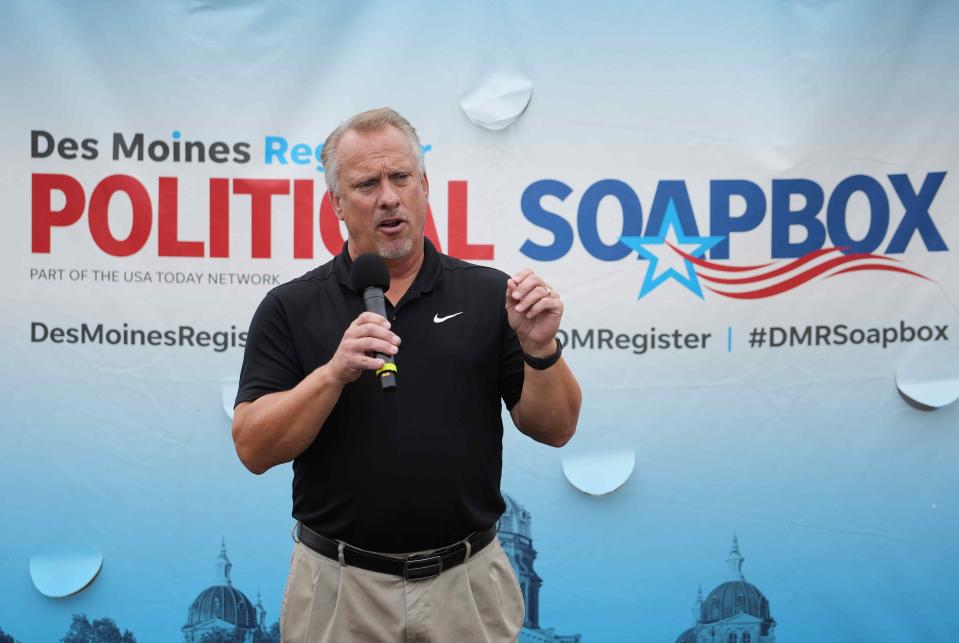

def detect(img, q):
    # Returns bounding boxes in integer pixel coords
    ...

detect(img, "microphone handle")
[362,287,397,392]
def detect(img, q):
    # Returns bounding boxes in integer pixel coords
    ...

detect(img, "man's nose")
[378,179,401,208]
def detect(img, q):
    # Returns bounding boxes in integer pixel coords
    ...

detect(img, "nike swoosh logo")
[433,312,464,323]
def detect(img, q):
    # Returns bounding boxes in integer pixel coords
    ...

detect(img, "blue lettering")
[709,180,765,259]
[264,136,289,165]
[771,179,825,257]
[885,172,948,253]
[646,181,699,236]
[290,143,312,165]
[520,180,574,261]
[827,175,888,254]
[577,179,643,261]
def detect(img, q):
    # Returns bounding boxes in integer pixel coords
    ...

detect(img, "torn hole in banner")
[459,71,533,131]
[895,345,959,410]
[30,552,103,598]
[562,449,636,496]
[896,375,959,410]
[222,382,239,420]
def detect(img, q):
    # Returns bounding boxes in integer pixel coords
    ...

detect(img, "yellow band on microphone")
[376,362,397,376]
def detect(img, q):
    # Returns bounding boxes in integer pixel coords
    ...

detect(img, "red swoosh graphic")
[826,263,930,281]
[666,244,777,272]
[649,243,929,299]
[670,245,843,284]
[698,252,898,285]
[704,253,922,299]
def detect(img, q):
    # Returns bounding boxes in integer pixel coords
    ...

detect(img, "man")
[232,107,581,642]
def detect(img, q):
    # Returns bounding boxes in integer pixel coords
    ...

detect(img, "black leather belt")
[296,523,497,581]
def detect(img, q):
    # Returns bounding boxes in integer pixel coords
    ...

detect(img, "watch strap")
[523,340,563,370]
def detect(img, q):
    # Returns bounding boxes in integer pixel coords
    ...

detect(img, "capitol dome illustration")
[499,492,581,643]
[674,536,776,643]
[182,539,274,642]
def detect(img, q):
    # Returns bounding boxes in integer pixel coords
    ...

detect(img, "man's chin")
[376,238,414,260]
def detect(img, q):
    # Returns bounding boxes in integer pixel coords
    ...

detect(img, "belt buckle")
[403,554,443,581]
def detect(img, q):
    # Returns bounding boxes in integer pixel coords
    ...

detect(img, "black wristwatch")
[523,340,563,370]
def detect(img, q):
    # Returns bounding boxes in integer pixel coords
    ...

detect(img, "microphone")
[351,253,397,392]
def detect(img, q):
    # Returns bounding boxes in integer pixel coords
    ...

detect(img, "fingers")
[333,350,387,383]
[509,268,535,287]
[328,313,402,383]
[346,321,400,346]
[522,291,562,319]
[352,311,391,327]
[508,278,556,316]
[345,328,400,360]
[507,269,551,309]
[347,312,400,345]
[353,354,387,371]
[344,335,399,359]
[513,284,553,314]
[506,269,534,302]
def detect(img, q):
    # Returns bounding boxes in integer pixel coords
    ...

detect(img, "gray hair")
[320,107,425,197]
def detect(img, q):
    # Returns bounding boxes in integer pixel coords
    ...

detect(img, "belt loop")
[292,522,300,543]
[337,541,346,567]
[461,535,473,564]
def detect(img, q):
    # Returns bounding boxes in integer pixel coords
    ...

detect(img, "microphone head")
[351,253,391,292]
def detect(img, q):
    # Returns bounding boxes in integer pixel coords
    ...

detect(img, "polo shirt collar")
[334,238,443,295]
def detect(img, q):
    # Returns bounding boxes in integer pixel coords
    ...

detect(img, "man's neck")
[348,241,425,305]
[383,248,423,304]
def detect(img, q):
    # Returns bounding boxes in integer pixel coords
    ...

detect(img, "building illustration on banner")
[182,539,276,642]
[499,493,581,643]
[674,536,777,643]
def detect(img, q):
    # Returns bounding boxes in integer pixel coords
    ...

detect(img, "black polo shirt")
[236,239,525,552]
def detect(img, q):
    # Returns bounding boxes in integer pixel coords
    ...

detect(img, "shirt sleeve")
[235,292,305,406]
[498,302,525,411]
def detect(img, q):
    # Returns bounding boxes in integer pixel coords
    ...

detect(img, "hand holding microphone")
[325,311,399,388]
[324,254,400,390]
[329,255,400,391]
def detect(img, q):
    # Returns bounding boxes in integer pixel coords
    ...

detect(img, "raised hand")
[506,269,563,356]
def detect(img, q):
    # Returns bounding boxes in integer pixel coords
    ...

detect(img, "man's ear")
[422,172,430,201]
[330,192,343,220]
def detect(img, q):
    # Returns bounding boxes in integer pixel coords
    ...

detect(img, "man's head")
[321,108,429,261]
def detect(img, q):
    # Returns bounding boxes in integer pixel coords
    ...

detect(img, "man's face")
[331,125,429,260]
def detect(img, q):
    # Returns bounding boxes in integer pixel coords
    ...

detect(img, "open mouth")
[377,218,406,232]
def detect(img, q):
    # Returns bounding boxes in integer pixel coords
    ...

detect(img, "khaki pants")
[280,536,525,642]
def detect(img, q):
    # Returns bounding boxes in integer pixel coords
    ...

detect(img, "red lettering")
[31,173,85,253]
[158,177,204,257]
[209,178,230,258]
[88,175,152,257]
[447,180,492,260]
[319,191,344,255]
[30,176,491,260]
[293,179,314,259]
[234,179,289,259]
